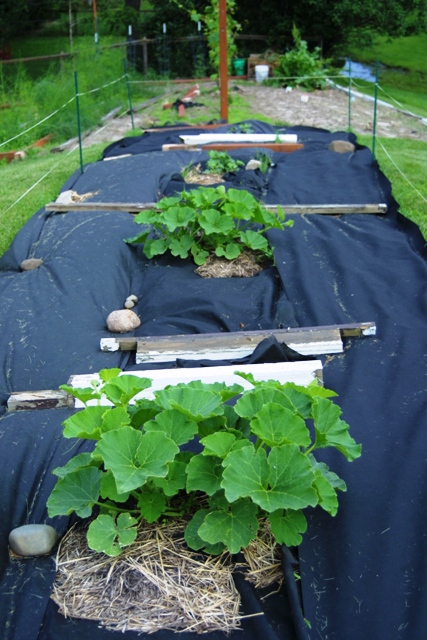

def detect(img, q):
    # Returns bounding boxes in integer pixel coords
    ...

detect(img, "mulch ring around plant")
[183,163,224,185]
[52,519,282,634]
[195,250,269,278]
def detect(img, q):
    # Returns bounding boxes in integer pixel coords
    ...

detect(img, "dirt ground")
[81,82,427,149]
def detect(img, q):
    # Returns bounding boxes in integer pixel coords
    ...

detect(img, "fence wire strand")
[0,96,75,150]
[377,140,427,204]
[77,75,126,96]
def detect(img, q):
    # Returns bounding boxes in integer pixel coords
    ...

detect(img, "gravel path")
[81,82,427,148]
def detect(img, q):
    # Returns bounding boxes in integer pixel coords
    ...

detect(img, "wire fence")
[1,59,426,228]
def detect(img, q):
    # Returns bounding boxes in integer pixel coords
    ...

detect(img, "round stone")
[106,309,141,333]
[20,258,43,271]
[328,140,356,154]
[9,524,59,557]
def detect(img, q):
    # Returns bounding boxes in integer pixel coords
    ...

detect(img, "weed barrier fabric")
[0,122,426,640]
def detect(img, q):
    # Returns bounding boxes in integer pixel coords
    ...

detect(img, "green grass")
[0,144,105,257]
[344,34,427,118]
[358,134,427,239]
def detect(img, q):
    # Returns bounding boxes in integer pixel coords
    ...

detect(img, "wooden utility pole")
[218,0,228,121]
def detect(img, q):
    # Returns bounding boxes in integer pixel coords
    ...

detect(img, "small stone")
[245,159,261,171]
[124,294,138,309]
[107,309,141,333]
[9,524,59,557]
[328,140,356,154]
[20,258,43,271]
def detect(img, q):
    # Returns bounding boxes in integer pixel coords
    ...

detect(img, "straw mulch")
[183,164,224,185]
[52,519,242,634]
[195,250,267,278]
[241,522,283,593]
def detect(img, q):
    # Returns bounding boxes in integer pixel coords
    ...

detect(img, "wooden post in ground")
[218,0,228,122]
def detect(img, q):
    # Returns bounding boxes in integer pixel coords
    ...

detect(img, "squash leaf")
[87,513,137,557]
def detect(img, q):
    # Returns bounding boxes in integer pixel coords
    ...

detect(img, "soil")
[81,82,427,149]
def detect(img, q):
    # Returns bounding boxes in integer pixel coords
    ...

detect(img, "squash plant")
[125,186,293,266]
[47,369,361,557]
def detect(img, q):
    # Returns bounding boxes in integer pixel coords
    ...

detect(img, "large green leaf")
[87,513,137,557]
[169,235,194,259]
[268,509,307,547]
[234,387,295,420]
[222,444,317,512]
[250,402,311,447]
[239,230,269,253]
[154,386,224,421]
[96,428,179,494]
[144,409,198,446]
[313,397,362,461]
[198,499,259,554]
[99,368,122,383]
[129,400,161,428]
[101,407,131,433]
[200,432,237,458]
[59,384,101,405]
[184,509,225,554]
[162,205,196,231]
[62,406,108,440]
[144,238,168,258]
[222,188,258,220]
[137,485,167,523]
[52,452,96,478]
[199,209,235,235]
[309,456,346,516]
[100,470,131,503]
[186,453,223,496]
[47,467,102,518]
[102,375,152,407]
[171,380,243,402]
[152,459,187,496]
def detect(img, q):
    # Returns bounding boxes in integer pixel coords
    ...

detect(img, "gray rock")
[245,159,261,171]
[124,294,138,309]
[107,309,141,333]
[328,140,356,154]
[9,524,59,557]
[20,258,43,271]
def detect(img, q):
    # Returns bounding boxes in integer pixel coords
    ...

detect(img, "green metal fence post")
[348,58,352,131]
[74,71,84,174]
[124,58,135,130]
[372,60,379,160]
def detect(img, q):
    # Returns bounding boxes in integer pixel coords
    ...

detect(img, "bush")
[272,25,331,90]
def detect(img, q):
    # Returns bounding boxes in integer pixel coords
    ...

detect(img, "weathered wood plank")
[100,322,376,361]
[8,362,323,411]
[134,329,342,363]
[45,201,387,215]
[7,389,74,412]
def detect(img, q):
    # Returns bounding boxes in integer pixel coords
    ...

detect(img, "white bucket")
[255,64,269,83]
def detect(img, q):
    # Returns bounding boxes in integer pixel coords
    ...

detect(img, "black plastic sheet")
[1,121,426,640]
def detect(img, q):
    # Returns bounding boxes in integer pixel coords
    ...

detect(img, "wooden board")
[7,389,75,412]
[100,322,376,363]
[70,361,323,408]
[7,361,323,411]
[45,201,387,215]
[162,142,304,152]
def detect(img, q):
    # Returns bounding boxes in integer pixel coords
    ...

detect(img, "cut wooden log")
[7,361,323,411]
[7,389,74,412]
[45,201,387,215]
[100,322,376,363]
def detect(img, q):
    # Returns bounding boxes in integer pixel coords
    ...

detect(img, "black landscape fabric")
[0,121,426,640]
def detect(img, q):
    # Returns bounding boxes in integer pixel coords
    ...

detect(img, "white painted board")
[179,133,298,144]
[69,361,322,409]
